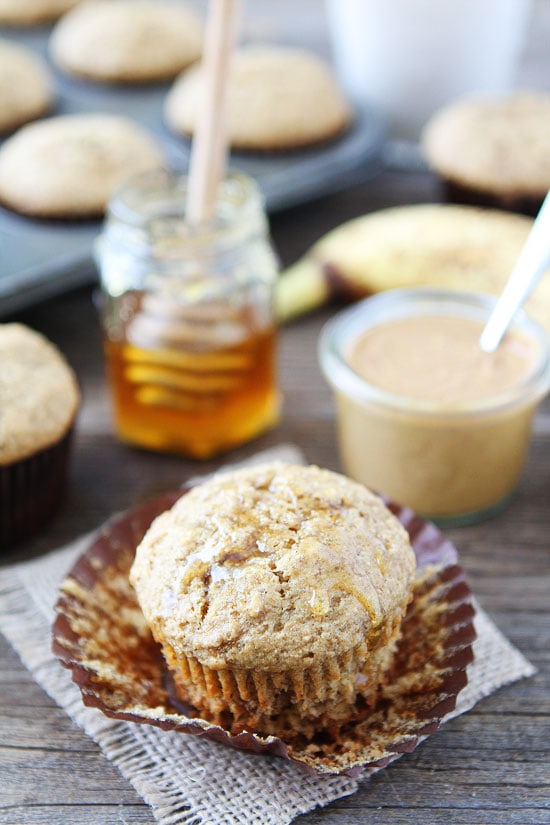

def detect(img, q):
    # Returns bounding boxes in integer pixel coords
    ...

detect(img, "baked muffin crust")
[0,323,79,464]
[422,92,550,198]
[0,39,53,134]
[0,113,163,217]
[0,0,79,25]
[164,45,352,150]
[131,463,415,672]
[49,0,203,83]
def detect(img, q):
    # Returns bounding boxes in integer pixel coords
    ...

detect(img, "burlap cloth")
[0,445,536,825]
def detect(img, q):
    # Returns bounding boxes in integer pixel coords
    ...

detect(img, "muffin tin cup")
[52,486,475,776]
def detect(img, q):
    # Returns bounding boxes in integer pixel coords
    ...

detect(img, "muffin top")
[0,0,79,25]
[0,39,54,134]
[49,0,203,83]
[130,463,416,672]
[164,44,352,150]
[0,113,163,218]
[422,92,550,196]
[0,323,79,465]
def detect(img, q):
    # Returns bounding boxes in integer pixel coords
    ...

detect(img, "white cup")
[325,0,533,140]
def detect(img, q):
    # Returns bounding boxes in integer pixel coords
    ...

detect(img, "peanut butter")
[320,291,550,525]
[346,315,537,405]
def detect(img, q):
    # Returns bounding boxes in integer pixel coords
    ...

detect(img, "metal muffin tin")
[0,25,385,316]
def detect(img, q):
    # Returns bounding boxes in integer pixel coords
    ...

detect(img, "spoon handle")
[479,190,550,353]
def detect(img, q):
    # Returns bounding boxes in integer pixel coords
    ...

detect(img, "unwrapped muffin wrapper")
[441,178,543,217]
[164,604,405,740]
[52,488,476,776]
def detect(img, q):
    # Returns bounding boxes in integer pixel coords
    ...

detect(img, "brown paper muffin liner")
[440,178,543,218]
[162,597,409,740]
[52,489,475,776]
[0,428,74,550]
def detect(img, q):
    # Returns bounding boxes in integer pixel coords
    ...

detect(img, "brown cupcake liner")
[440,178,543,218]
[52,488,476,775]
[0,428,74,550]
[162,595,410,739]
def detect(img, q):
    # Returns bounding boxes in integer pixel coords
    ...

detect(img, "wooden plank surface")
[1,2,550,823]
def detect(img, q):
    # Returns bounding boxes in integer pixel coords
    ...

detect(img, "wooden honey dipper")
[119,0,247,416]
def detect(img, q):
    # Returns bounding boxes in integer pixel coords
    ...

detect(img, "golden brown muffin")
[0,39,54,134]
[0,324,80,549]
[130,463,416,737]
[421,91,550,216]
[164,44,352,151]
[0,113,164,218]
[49,0,203,84]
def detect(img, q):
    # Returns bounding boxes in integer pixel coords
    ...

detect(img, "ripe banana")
[275,203,550,331]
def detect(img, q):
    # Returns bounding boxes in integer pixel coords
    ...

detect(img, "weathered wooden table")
[1,2,550,823]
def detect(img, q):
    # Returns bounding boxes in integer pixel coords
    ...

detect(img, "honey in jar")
[96,169,280,458]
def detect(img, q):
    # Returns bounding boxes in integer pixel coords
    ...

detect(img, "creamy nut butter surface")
[320,290,550,524]
[346,316,537,405]
[335,313,543,522]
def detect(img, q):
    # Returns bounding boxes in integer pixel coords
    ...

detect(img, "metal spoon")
[479,191,550,352]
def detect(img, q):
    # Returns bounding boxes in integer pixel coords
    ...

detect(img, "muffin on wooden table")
[0,324,79,550]
[130,463,416,738]
[422,91,550,216]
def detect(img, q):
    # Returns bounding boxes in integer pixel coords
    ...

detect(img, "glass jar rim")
[319,287,550,417]
[99,167,270,264]
[107,167,264,229]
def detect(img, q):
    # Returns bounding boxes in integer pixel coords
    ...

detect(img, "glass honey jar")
[95,169,280,459]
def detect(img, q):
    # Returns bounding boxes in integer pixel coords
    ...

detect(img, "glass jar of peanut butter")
[319,288,550,525]
[96,169,280,459]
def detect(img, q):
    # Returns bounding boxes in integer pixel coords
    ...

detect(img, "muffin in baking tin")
[49,0,203,84]
[164,45,352,151]
[0,113,163,218]
[0,39,53,134]
[0,0,79,25]
[422,91,550,216]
